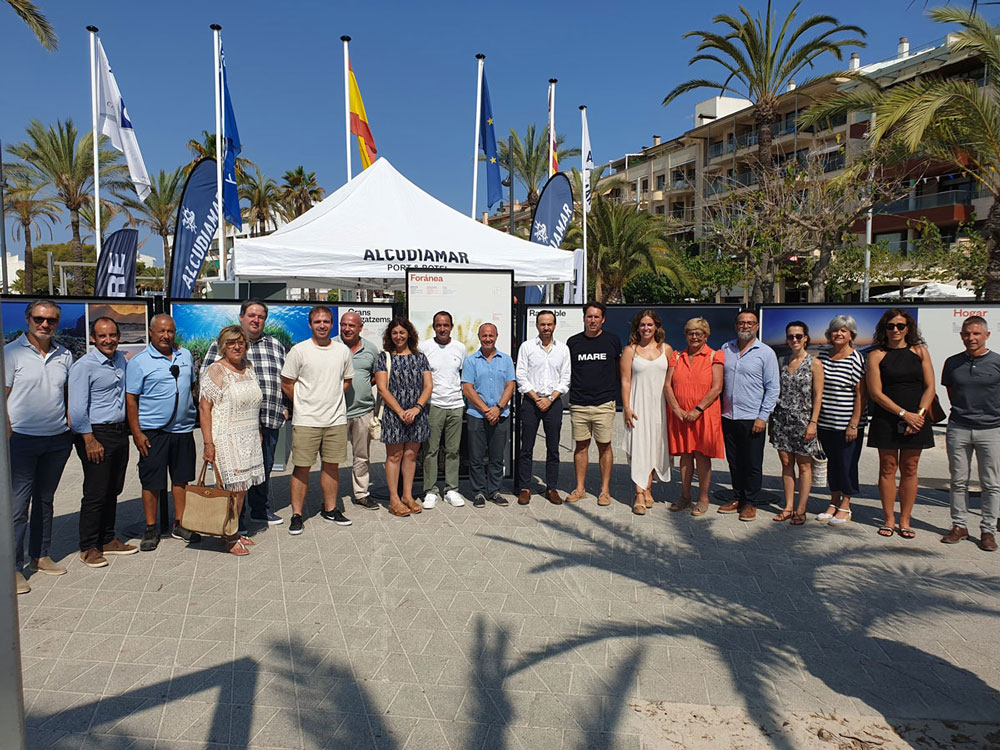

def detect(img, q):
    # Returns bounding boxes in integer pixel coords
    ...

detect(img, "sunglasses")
[786,333,806,341]
[31,316,59,325]
[886,322,908,331]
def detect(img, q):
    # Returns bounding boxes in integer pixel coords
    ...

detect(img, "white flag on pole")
[581,107,593,211]
[97,39,151,201]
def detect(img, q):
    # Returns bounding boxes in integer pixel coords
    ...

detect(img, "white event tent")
[233,158,576,291]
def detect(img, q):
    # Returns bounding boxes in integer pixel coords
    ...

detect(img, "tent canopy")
[233,158,575,290]
[873,282,975,300]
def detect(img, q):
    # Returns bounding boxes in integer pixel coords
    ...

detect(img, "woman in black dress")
[374,317,433,518]
[866,309,936,539]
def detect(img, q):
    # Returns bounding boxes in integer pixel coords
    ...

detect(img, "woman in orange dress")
[664,317,725,515]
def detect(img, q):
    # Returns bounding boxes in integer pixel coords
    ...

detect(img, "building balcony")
[878,189,973,215]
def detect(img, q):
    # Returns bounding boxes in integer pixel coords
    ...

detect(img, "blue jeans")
[242,426,279,524]
[10,431,73,570]
[467,415,510,497]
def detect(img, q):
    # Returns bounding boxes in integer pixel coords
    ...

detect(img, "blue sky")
[0,0,973,265]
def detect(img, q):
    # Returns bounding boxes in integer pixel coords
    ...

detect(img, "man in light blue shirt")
[718,308,780,521]
[69,316,137,568]
[4,299,74,592]
[461,323,516,507]
[125,314,199,552]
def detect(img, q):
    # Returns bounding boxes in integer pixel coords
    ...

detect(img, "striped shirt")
[817,349,866,430]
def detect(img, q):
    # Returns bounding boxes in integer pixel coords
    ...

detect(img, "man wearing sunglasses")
[4,300,74,593]
[718,308,780,521]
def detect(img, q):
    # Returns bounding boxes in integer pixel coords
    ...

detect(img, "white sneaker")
[422,492,438,509]
[444,490,466,507]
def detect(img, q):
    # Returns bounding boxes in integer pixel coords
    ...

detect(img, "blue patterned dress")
[769,354,821,457]
[376,351,431,444]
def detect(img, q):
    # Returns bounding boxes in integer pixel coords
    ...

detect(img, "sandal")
[877,526,894,537]
[773,509,794,522]
[790,513,806,525]
[669,497,692,513]
[632,501,646,516]
[816,504,837,521]
[828,509,852,526]
[239,536,255,546]
[403,498,422,514]
[388,503,412,517]
[898,527,916,539]
[691,501,710,516]
[227,539,249,556]
[644,489,654,509]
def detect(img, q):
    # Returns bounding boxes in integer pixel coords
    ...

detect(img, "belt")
[92,422,129,432]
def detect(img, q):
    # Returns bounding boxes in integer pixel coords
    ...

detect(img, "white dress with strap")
[200,362,265,492]
[624,348,672,487]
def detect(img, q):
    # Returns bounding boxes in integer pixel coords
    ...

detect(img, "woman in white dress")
[199,326,265,555]
[620,310,673,515]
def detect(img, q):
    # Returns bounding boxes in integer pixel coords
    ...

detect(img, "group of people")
[6,297,998,593]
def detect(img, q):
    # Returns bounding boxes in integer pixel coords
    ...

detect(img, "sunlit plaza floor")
[16,420,1000,749]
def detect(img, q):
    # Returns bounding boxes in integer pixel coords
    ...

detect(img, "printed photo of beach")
[2,301,88,360]
[88,302,148,359]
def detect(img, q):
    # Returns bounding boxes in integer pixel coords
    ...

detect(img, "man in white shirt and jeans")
[516,310,571,505]
[422,311,468,509]
[280,306,355,535]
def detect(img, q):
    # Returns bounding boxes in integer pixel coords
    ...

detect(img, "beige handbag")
[369,352,392,440]
[181,462,239,538]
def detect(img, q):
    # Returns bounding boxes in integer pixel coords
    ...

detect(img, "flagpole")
[471,54,485,219]
[341,36,353,182]
[580,105,588,300]
[88,26,102,262]
[548,78,557,178]
[211,24,226,282]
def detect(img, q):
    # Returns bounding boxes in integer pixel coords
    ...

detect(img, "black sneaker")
[473,494,487,508]
[139,525,160,552]
[320,509,352,526]
[491,494,510,507]
[288,514,304,535]
[171,523,201,544]
[352,496,380,510]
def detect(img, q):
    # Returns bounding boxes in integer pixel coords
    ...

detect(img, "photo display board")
[2,297,150,361]
[407,269,514,355]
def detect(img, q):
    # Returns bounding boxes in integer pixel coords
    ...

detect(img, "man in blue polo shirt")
[462,323,516,508]
[125,314,200,551]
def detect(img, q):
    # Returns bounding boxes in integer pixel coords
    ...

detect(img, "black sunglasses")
[886,322,908,331]
[31,316,59,325]
[786,333,806,341]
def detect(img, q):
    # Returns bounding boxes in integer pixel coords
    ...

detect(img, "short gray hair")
[25,299,61,319]
[962,315,989,332]
[826,315,858,342]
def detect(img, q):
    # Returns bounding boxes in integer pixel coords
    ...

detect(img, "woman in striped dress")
[816,315,867,527]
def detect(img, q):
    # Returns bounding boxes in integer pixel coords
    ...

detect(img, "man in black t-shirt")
[566,301,622,506]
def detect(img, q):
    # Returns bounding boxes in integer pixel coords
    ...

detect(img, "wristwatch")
[694,405,704,413]
[897,408,906,417]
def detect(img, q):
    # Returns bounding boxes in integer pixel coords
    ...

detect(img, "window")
[641,178,649,192]
[656,174,666,190]
[655,205,665,215]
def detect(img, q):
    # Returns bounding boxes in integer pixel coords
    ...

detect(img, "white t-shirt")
[423,339,467,409]
[281,338,355,427]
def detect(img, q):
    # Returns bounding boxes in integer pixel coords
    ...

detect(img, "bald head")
[148,314,176,356]
[340,311,363,346]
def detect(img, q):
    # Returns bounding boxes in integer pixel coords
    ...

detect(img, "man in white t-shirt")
[421,311,468,508]
[280,306,355,535]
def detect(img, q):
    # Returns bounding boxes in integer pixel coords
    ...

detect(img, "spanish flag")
[348,62,377,169]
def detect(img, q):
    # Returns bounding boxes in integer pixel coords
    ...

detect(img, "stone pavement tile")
[133,593,190,617]
[114,636,177,667]
[43,659,113,696]
[33,587,96,611]
[372,652,419,683]
[422,685,469,723]
[246,671,299,709]
[61,633,124,663]
[401,718,452,750]
[503,722,567,749]
[234,642,292,673]
[560,728,641,750]
[773,678,859,712]
[348,651,386,681]
[851,685,932,718]
[180,615,236,642]
[638,671,709,704]
[567,663,638,698]
[152,740,228,750]
[21,657,59,691]
[25,727,84,750]
[367,714,416,750]
[89,696,163,738]
[385,686,435,719]
[20,629,76,660]
[27,689,102,732]
[231,704,303,749]
[103,664,172,701]
[24,607,88,635]
[173,640,234,670]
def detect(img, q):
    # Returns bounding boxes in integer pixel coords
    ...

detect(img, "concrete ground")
[15,420,1000,749]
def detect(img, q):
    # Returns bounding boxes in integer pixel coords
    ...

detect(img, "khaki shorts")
[291,424,348,466]
[570,402,616,444]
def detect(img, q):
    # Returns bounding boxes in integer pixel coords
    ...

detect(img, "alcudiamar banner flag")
[348,62,378,169]
[96,40,151,201]
[94,228,138,296]
[581,108,593,211]
[221,41,242,230]
[527,173,574,303]
[170,158,221,298]
[479,70,502,210]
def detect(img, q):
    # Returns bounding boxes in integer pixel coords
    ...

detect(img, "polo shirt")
[461,349,516,419]
[3,333,72,436]
[941,349,1000,429]
[68,348,128,434]
[720,338,780,421]
[338,336,380,418]
[125,344,197,433]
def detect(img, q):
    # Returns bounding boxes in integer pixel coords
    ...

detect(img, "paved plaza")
[15,422,1000,749]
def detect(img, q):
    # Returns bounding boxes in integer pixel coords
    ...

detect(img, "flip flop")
[877,526,894,537]
[898,527,916,539]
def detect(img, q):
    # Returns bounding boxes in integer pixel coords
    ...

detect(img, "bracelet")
[808,420,817,424]
[847,424,857,430]
[204,442,214,445]
[917,407,926,417]
[694,405,704,413]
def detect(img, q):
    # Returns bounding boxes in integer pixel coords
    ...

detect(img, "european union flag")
[221,42,242,231]
[480,71,502,210]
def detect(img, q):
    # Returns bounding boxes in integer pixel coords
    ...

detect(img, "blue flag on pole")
[221,42,242,230]
[171,158,221,298]
[94,228,138,296]
[480,70,502,210]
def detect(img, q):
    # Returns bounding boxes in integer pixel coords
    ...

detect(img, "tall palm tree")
[800,6,1000,299]
[279,166,324,219]
[6,119,127,293]
[184,130,254,178]
[662,1,865,171]
[239,166,281,237]
[6,0,57,50]
[78,199,129,248]
[496,125,581,205]
[118,168,185,288]
[4,171,59,293]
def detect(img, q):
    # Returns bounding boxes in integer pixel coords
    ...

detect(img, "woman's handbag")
[369,353,392,440]
[811,451,828,488]
[181,461,239,538]
[928,395,947,425]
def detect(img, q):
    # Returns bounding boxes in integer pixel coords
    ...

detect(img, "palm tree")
[6,119,127,293]
[78,199,130,248]
[496,125,581,205]
[184,130,254,178]
[239,167,281,237]
[3,170,59,293]
[6,0,57,50]
[118,168,184,288]
[662,1,865,171]
[279,166,324,219]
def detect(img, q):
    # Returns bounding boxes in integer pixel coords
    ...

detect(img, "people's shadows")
[479,505,1000,750]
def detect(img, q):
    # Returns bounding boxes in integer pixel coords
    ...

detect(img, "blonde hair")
[684,317,710,336]
[217,325,247,352]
